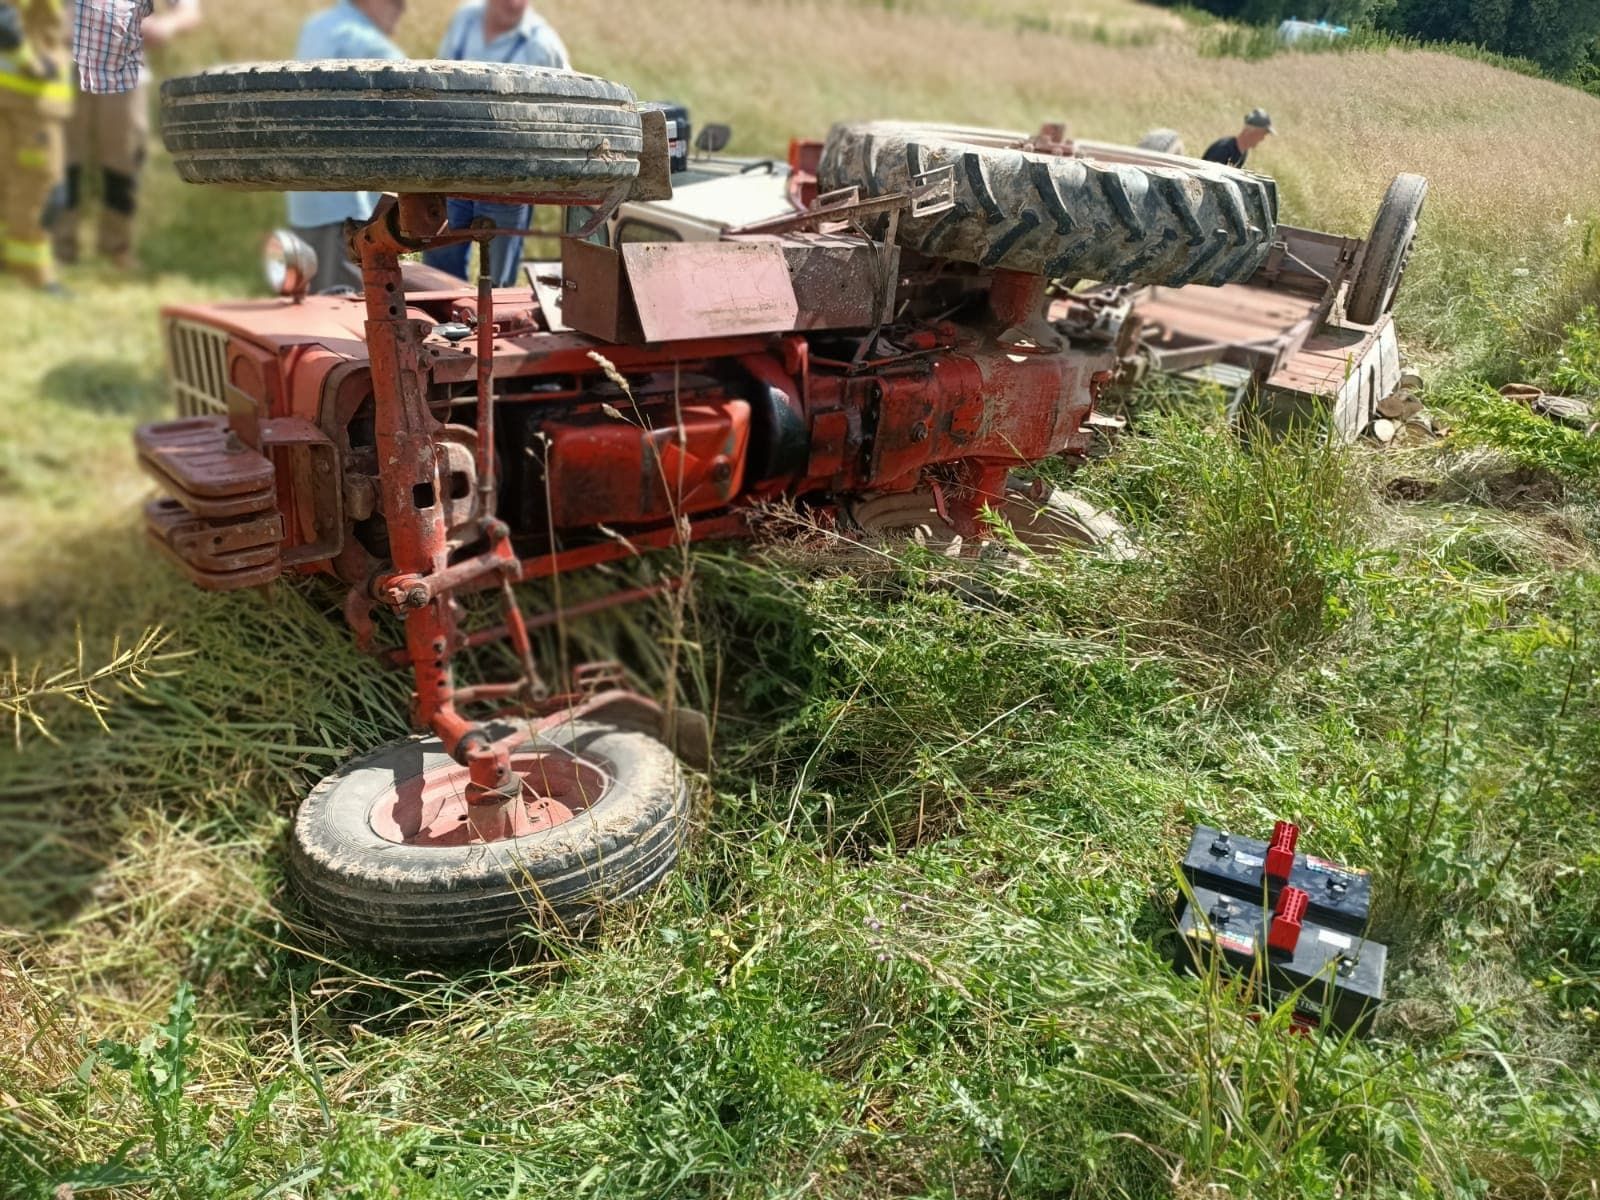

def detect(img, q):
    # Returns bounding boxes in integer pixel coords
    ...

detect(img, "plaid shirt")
[73,0,151,93]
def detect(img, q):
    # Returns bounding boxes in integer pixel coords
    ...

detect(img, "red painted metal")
[624,241,798,341]
[136,184,1113,815]
[1268,886,1310,955]
[1266,820,1300,883]
[542,399,751,528]
[367,745,607,847]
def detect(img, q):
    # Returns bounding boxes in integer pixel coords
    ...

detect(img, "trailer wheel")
[1137,128,1186,156]
[287,719,689,957]
[1345,173,1428,326]
[818,121,1276,287]
[160,60,643,197]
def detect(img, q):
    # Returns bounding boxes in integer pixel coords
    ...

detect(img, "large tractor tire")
[818,121,1276,287]
[160,60,643,197]
[288,719,690,957]
[1345,173,1427,326]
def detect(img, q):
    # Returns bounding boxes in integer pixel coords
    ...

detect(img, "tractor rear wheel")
[287,718,690,957]
[159,60,643,197]
[818,121,1276,287]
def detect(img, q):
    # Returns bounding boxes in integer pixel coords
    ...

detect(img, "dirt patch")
[1384,476,1436,502]
[1481,466,1565,509]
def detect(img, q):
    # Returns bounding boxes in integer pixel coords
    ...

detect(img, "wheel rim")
[367,746,611,847]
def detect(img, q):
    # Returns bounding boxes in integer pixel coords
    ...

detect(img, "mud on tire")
[160,60,643,197]
[819,121,1277,287]
[288,719,690,957]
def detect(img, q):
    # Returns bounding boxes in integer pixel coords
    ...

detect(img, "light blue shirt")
[437,2,570,68]
[286,1,406,230]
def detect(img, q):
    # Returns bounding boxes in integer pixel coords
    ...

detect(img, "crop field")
[3,1,1600,1197]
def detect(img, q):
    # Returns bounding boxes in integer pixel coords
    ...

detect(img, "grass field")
[4,2,1600,1197]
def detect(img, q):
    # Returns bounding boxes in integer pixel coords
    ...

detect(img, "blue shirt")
[437,2,569,68]
[286,1,406,230]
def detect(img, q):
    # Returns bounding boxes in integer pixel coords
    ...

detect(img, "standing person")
[423,0,568,287]
[1201,108,1275,169]
[287,0,406,294]
[71,0,151,94]
[54,0,201,270]
[0,0,70,291]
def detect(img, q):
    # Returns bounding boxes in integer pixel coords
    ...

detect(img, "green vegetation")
[1168,0,1600,94]
[3,1,1600,1197]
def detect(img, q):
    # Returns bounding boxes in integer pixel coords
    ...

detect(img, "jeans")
[422,198,531,287]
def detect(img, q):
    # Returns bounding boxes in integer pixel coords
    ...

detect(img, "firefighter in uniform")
[0,0,69,289]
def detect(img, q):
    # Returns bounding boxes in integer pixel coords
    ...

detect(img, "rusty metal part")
[723,174,953,238]
[475,268,498,520]
[135,416,275,516]
[145,498,283,590]
[145,187,1117,790]
[989,269,1064,352]
[542,399,751,528]
[366,742,607,847]
[624,241,799,341]
[627,107,674,203]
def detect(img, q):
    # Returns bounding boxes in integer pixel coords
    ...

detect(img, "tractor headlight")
[263,229,318,299]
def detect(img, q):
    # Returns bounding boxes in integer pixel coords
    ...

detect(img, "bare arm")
[142,0,201,48]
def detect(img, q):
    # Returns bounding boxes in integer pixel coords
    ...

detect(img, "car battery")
[1181,821,1371,935]
[1175,884,1387,1036]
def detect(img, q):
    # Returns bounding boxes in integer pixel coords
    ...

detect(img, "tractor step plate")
[145,497,282,590]
[136,416,276,518]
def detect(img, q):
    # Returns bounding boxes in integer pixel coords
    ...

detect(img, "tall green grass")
[8,396,1600,1197]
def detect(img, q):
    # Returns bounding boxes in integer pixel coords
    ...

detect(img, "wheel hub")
[367,749,609,847]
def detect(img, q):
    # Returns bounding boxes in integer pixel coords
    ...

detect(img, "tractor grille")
[164,317,230,416]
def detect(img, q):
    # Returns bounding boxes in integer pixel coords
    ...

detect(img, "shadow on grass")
[40,358,167,417]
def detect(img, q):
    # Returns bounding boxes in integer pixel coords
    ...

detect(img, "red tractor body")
[144,252,1108,597]
[138,60,1295,952]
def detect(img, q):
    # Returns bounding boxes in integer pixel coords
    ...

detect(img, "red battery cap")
[1268,886,1309,954]
[1265,820,1299,882]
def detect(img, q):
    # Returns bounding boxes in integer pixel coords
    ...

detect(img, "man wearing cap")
[1203,108,1275,169]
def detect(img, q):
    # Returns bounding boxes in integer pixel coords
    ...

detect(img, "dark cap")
[1245,108,1276,133]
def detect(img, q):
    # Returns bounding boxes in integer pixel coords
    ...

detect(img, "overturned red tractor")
[139,61,1282,955]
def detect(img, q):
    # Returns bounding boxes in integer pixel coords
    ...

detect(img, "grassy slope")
[3,2,1600,1197]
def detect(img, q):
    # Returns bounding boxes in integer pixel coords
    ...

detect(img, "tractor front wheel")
[287,718,690,957]
[159,60,643,197]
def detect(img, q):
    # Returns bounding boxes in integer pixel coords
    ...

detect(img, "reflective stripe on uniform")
[16,145,48,169]
[0,70,73,103]
[4,237,51,267]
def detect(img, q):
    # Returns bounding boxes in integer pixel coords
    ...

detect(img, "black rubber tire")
[160,60,643,197]
[817,121,1277,287]
[287,719,689,956]
[1345,173,1428,326]
[1137,128,1186,156]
